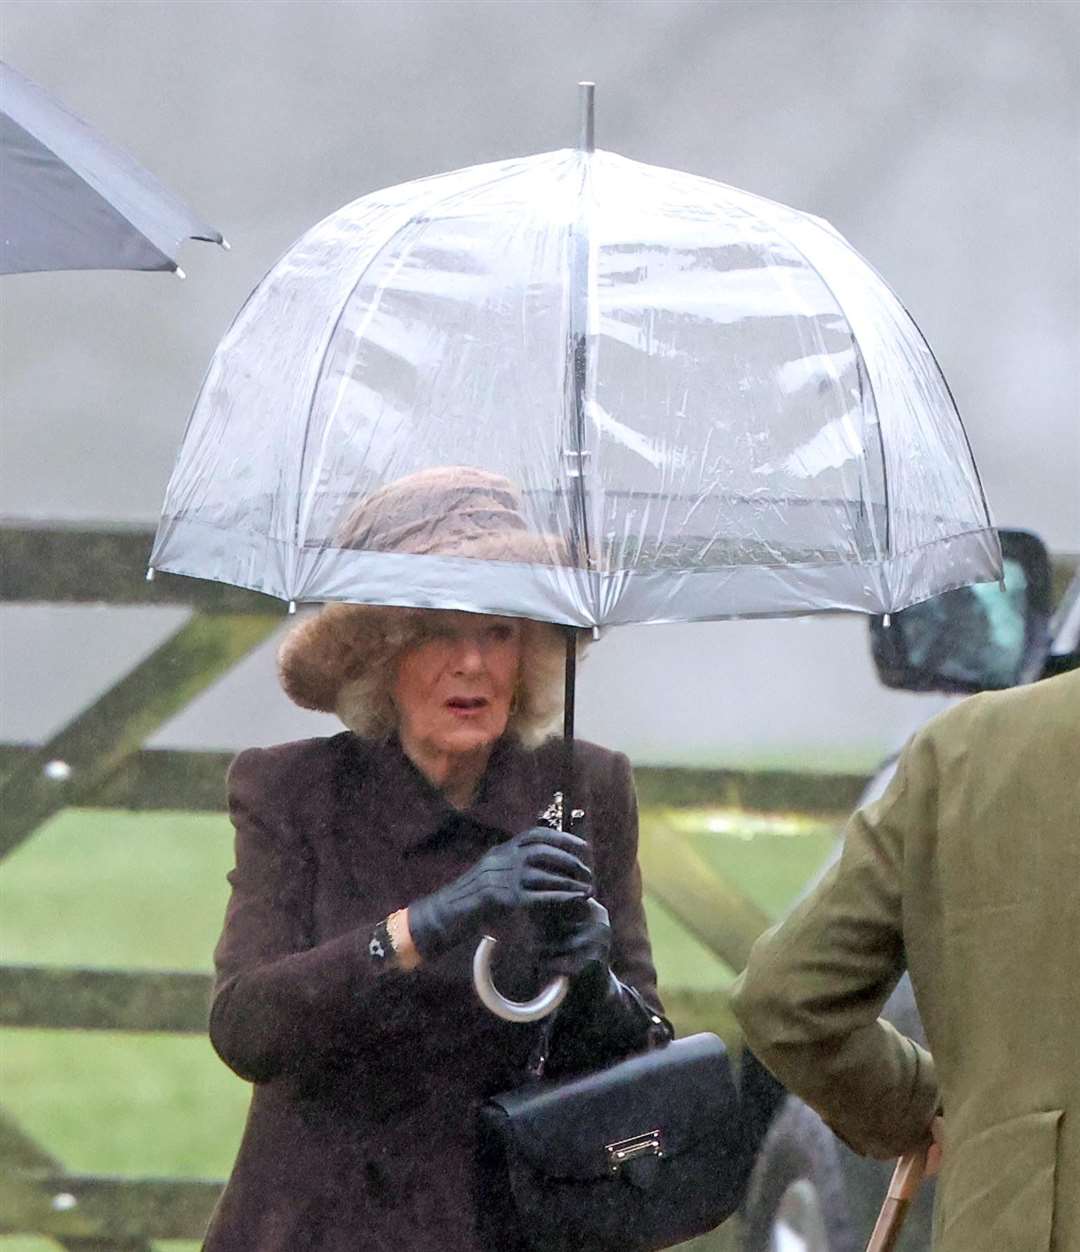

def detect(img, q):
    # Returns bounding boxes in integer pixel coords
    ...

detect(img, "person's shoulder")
[922,669,1079,751]
[228,732,359,797]
[533,736,631,779]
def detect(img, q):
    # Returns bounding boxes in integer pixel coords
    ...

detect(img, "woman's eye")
[488,624,514,643]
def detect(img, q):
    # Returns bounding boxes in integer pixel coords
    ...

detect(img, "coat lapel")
[330,733,559,901]
[331,734,445,897]
[468,735,553,840]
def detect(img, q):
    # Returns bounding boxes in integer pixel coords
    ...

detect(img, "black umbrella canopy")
[0,59,225,275]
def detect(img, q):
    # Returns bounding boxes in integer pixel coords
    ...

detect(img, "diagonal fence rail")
[2,523,282,1244]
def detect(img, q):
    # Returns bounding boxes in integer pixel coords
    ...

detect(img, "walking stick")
[865,1147,928,1252]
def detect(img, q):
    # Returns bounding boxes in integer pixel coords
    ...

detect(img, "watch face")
[367,920,395,966]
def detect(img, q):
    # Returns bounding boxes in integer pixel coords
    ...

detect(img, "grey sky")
[1,0,1076,764]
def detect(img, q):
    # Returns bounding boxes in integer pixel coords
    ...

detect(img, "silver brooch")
[368,934,386,959]
[539,791,585,831]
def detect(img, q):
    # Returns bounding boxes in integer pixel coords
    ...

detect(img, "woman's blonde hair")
[279,604,574,748]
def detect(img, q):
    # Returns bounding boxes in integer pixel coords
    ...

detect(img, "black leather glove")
[540,898,673,1076]
[407,827,592,962]
[537,896,612,979]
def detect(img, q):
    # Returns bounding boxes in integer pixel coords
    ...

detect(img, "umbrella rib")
[854,338,890,562]
[729,198,992,576]
[877,285,997,550]
[290,165,537,565]
[721,196,892,563]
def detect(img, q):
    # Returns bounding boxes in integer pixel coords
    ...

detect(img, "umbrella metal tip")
[577,82,596,153]
[175,266,187,280]
[221,237,232,251]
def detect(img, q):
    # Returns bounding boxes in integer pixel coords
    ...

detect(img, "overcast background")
[2,0,1077,768]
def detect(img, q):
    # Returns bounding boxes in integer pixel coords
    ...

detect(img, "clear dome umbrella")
[153,87,997,626]
[151,84,1000,1017]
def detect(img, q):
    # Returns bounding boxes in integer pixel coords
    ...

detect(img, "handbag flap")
[481,1033,737,1182]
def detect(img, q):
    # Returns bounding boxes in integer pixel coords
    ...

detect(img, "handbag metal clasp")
[605,1130,663,1174]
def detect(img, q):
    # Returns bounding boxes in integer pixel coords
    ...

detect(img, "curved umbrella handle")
[472,935,569,1022]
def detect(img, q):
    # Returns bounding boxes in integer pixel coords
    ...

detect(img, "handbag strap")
[621,980,676,1044]
[523,977,673,1083]
[525,1006,560,1081]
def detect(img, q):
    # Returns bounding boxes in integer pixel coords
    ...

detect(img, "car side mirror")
[870,529,1053,694]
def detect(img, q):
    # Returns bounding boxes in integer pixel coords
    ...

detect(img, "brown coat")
[202,732,662,1252]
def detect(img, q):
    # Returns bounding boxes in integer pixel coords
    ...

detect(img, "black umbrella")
[0,59,225,276]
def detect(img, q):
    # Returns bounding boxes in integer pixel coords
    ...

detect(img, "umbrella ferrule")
[578,82,595,154]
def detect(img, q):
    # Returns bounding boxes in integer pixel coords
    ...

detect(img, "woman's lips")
[445,696,488,718]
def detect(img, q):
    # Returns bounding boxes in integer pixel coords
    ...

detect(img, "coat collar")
[337,732,554,855]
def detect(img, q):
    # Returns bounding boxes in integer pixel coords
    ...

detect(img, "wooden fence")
[3,522,1071,1246]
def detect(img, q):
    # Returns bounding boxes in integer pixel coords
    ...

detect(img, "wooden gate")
[11,519,1039,1246]
[1,523,280,1246]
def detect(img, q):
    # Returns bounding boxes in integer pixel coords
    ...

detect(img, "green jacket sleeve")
[730,735,940,1159]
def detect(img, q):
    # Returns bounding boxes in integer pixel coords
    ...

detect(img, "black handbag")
[477,1032,744,1252]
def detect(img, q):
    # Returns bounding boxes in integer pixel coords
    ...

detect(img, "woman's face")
[393,612,523,759]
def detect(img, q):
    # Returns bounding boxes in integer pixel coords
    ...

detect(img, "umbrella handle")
[472,935,570,1022]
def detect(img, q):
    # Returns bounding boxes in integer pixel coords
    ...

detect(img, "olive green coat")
[732,669,1079,1252]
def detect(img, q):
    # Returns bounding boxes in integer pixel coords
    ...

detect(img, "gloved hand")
[539,898,673,1076]
[407,827,592,962]
[536,897,613,979]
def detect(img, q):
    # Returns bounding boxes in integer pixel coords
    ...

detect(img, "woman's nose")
[451,636,485,674]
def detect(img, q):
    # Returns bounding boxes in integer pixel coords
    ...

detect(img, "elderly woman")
[202,468,669,1252]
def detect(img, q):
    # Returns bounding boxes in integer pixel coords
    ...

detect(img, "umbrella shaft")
[866,1197,909,1252]
[562,628,577,833]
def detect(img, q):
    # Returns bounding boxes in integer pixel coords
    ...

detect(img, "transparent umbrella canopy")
[151,89,999,625]
[153,86,1001,1022]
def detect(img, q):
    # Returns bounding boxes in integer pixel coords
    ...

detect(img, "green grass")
[667,806,838,919]
[1,804,836,1251]
[644,891,735,990]
[1,808,247,1252]
[2,1030,248,1178]
[1,808,236,971]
